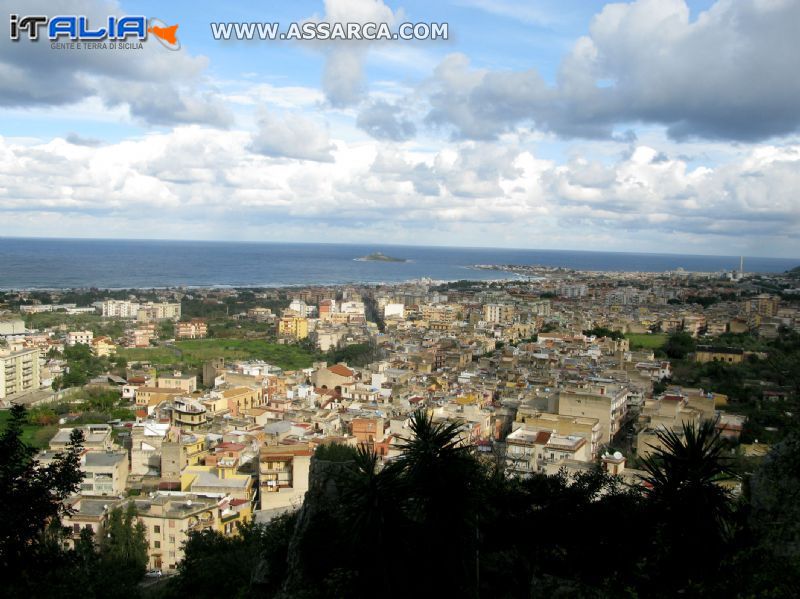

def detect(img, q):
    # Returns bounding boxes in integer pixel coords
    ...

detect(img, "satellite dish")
[613,451,623,460]
[186,500,192,506]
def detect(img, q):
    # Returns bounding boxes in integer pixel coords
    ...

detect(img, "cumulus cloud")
[0,128,798,253]
[356,99,416,141]
[0,0,231,127]
[249,111,337,162]
[309,0,402,107]
[426,0,800,142]
[543,144,800,240]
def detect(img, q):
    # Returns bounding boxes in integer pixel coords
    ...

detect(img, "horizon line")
[1,235,797,263]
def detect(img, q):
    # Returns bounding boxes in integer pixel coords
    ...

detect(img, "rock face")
[271,457,354,597]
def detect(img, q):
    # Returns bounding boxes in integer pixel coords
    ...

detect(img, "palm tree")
[339,444,406,554]
[393,409,482,597]
[639,419,734,591]
[640,419,732,515]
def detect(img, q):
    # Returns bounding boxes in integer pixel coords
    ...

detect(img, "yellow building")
[278,316,309,340]
[558,383,629,445]
[515,409,603,458]
[91,336,117,358]
[170,398,208,432]
[181,463,255,504]
[134,492,251,571]
[694,345,744,364]
[157,372,198,393]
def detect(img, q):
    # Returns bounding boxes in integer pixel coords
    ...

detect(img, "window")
[154,541,160,549]
[169,536,175,544]
[154,525,161,534]
[169,520,175,528]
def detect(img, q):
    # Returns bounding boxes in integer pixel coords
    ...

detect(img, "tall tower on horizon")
[740,256,744,274]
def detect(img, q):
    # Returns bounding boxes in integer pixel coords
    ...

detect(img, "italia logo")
[9,15,181,50]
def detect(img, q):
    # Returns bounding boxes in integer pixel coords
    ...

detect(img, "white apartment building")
[0,347,41,400]
[289,299,316,318]
[483,303,516,323]
[67,330,94,346]
[100,299,141,318]
[559,284,588,299]
[137,303,182,322]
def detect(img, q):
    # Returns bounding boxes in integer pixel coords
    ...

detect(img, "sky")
[0,0,798,258]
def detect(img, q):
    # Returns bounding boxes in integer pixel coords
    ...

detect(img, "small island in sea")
[355,251,408,262]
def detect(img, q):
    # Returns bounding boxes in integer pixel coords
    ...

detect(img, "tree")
[0,404,84,583]
[639,420,734,592]
[98,504,148,586]
[664,331,696,359]
[339,445,407,589]
[394,409,483,597]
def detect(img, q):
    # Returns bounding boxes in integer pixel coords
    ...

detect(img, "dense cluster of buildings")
[1,265,798,572]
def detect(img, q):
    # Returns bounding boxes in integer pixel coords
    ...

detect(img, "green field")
[0,410,58,449]
[625,333,668,349]
[118,339,317,370]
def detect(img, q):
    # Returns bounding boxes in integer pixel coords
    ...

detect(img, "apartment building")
[259,445,312,513]
[157,372,198,393]
[483,303,516,324]
[66,330,94,346]
[170,398,208,432]
[421,303,460,324]
[636,389,717,458]
[100,299,140,318]
[505,427,590,476]
[50,424,114,452]
[558,382,630,445]
[514,410,603,458]
[125,323,157,348]
[161,433,207,482]
[278,316,309,340]
[91,336,116,357]
[135,492,251,571]
[559,284,588,299]
[289,299,316,318]
[0,347,41,399]
[80,451,129,496]
[137,302,182,323]
[174,319,208,339]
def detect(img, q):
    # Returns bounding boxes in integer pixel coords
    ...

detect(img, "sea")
[0,237,796,290]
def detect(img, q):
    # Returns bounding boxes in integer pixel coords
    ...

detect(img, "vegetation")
[0,406,150,597]
[24,312,127,339]
[0,389,134,450]
[152,411,800,597]
[118,338,318,371]
[583,327,624,340]
[3,403,800,597]
[626,332,668,349]
[666,329,800,444]
[53,343,109,390]
[663,331,696,359]
[326,342,381,367]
